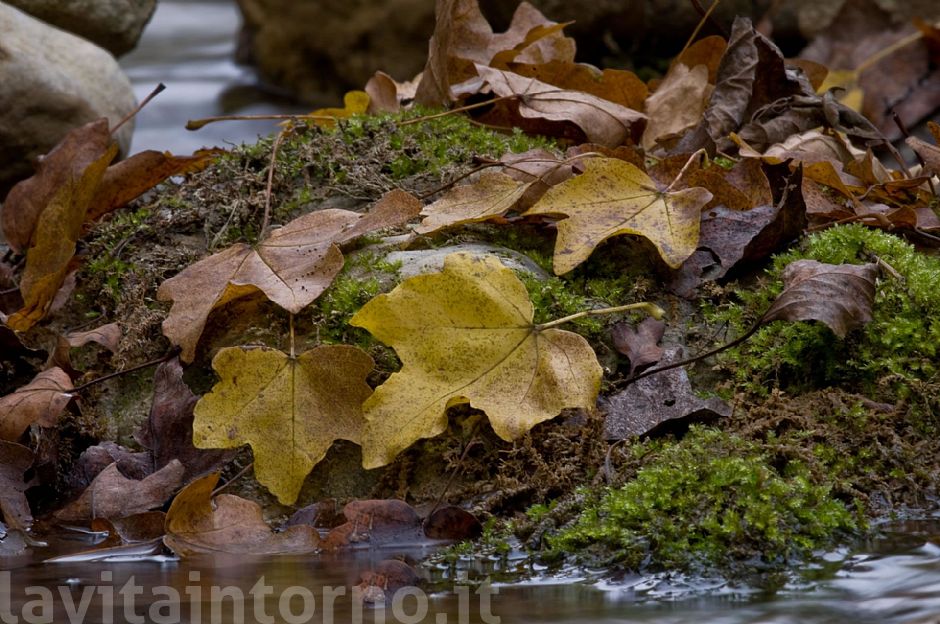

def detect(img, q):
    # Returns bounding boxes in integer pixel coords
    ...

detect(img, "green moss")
[549,427,859,572]
[82,206,153,306]
[714,225,940,419]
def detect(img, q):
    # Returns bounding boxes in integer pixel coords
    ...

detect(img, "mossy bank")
[39,111,940,583]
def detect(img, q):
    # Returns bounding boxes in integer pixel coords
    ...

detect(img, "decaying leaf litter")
[1,0,939,583]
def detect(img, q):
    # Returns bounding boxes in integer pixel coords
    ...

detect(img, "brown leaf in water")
[424,506,483,540]
[761,260,878,338]
[163,473,320,557]
[324,499,423,550]
[0,367,73,441]
[157,189,420,362]
[611,317,665,376]
[0,441,35,531]
[603,347,730,440]
[55,460,185,523]
[472,65,646,148]
[134,357,234,482]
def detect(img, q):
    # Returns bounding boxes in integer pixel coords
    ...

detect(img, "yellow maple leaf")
[523,157,712,273]
[192,345,373,504]
[350,252,602,469]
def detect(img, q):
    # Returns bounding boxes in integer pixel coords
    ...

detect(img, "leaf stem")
[664,148,707,193]
[70,349,180,394]
[535,302,665,331]
[111,83,165,135]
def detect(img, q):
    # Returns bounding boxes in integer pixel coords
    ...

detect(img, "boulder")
[235,0,435,104]
[0,3,137,198]
[3,0,156,56]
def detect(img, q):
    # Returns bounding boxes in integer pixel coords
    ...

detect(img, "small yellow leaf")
[524,157,712,273]
[192,345,373,504]
[350,252,602,469]
[304,90,371,128]
[415,170,530,234]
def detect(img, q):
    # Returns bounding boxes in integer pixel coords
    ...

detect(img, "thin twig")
[664,149,706,193]
[682,0,723,56]
[112,83,165,135]
[186,113,342,131]
[70,349,180,394]
[535,302,665,331]
[261,128,289,239]
[212,463,254,497]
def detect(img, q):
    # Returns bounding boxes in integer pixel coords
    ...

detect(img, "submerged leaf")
[351,252,602,468]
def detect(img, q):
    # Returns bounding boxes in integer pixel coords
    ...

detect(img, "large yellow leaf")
[524,157,713,273]
[350,252,602,469]
[192,345,373,504]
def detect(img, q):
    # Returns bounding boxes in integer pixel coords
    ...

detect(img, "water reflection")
[2,520,939,623]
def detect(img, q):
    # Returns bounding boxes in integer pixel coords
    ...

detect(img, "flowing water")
[119,0,305,155]
[2,518,939,623]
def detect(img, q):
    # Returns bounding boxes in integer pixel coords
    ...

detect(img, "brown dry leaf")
[158,189,420,362]
[54,460,185,523]
[323,500,423,550]
[1,119,114,253]
[163,473,320,557]
[674,35,728,84]
[415,0,575,106]
[507,61,648,111]
[524,157,712,273]
[474,65,645,148]
[762,260,878,338]
[611,317,665,376]
[642,64,711,151]
[364,71,401,113]
[603,347,730,439]
[416,170,530,234]
[64,322,122,352]
[86,149,221,222]
[134,358,234,482]
[0,441,35,531]
[0,367,73,441]
[907,136,940,177]
[5,131,119,331]
[192,345,373,505]
[680,17,811,154]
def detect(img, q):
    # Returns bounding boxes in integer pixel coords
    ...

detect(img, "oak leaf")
[0,367,73,441]
[524,157,713,273]
[192,345,373,504]
[761,260,878,338]
[157,189,420,362]
[415,170,530,234]
[163,473,320,557]
[350,252,602,468]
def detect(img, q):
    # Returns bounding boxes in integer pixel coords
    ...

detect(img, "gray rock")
[0,3,137,197]
[386,244,550,280]
[4,0,156,56]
